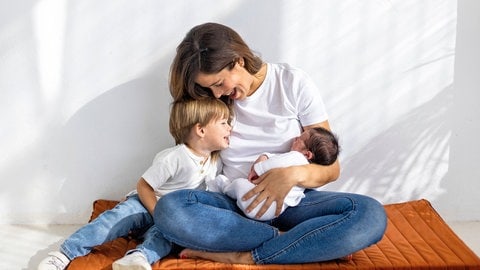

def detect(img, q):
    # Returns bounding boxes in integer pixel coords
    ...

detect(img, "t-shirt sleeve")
[294,70,329,126]
[142,157,175,190]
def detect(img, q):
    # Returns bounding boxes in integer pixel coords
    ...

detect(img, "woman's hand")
[242,166,301,218]
[242,160,340,219]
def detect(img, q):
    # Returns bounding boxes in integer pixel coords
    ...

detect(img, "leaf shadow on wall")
[323,84,453,204]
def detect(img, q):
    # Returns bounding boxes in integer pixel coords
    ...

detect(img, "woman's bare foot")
[338,254,353,261]
[179,249,255,264]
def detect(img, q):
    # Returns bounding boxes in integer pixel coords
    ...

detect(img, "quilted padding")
[67,199,480,270]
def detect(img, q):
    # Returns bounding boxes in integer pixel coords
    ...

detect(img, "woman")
[154,22,387,264]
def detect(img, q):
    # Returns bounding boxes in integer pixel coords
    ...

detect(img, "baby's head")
[291,127,339,165]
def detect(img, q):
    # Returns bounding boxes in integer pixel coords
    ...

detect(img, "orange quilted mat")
[67,199,480,270]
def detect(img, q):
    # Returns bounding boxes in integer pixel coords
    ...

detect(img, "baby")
[208,126,339,221]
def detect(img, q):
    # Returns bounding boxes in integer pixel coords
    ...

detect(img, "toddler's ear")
[194,123,205,138]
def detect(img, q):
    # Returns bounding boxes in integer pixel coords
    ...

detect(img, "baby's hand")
[247,154,269,181]
[247,169,259,181]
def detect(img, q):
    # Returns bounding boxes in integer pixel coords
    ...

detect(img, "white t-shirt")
[221,63,328,179]
[128,144,222,199]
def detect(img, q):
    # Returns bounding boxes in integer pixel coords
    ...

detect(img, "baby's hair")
[169,98,230,145]
[306,127,340,165]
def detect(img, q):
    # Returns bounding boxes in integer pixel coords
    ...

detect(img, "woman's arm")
[242,120,340,219]
[137,178,157,215]
[297,120,340,186]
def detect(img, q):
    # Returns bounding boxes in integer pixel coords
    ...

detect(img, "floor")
[1,222,479,270]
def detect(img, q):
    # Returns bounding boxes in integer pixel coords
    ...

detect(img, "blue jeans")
[61,195,171,264]
[154,189,387,264]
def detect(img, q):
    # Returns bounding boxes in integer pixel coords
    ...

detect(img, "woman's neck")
[248,63,267,96]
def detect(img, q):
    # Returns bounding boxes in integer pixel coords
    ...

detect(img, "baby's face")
[290,130,311,152]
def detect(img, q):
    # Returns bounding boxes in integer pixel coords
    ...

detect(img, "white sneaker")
[112,251,152,270]
[37,251,70,270]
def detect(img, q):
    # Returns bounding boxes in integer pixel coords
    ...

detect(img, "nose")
[212,88,223,98]
[211,84,231,99]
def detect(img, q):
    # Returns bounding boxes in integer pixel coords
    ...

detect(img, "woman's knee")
[154,190,189,220]
[355,194,387,242]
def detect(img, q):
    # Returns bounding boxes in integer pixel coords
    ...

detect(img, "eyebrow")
[208,80,221,87]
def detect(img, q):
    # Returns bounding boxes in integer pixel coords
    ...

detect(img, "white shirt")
[221,63,328,179]
[128,144,222,199]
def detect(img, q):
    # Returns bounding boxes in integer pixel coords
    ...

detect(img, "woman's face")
[195,61,255,100]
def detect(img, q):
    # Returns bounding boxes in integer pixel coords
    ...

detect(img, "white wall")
[434,0,480,221]
[0,0,478,224]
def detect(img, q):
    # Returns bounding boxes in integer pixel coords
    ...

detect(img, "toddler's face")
[203,117,232,151]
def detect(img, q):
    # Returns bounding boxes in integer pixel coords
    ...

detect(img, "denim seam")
[161,204,279,252]
[59,244,75,261]
[255,196,357,264]
[170,191,279,251]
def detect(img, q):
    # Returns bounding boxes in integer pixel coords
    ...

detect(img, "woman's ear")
[238,57,245,67]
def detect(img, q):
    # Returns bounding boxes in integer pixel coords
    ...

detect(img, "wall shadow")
[324,84,453,204]
[52,73,172,222]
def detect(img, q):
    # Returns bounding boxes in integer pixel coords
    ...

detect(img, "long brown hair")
[170,23,263,103]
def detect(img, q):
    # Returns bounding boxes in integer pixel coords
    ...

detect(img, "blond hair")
[169,98,230,145]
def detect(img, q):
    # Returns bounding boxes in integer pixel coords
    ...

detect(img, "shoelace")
[47,256,66,270]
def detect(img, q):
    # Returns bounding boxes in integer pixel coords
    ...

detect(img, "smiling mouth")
[227,89,237,98]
